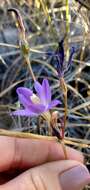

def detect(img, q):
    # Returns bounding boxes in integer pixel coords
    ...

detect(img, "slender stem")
[25,56,36,82]
[61,140,68,159]
[63,85,67,135]
[60,77,68,159]
[39,0,56,39]
[0,129,56,141]
[39,0,51,25]
[66,0,70,36]
[0,129,88,148]
[60,78,67,136]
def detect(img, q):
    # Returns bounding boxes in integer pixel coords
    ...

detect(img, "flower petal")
[35,79,51,106]
[34,81,43,102]
[11,109,36,116]
[42,79,51,105]
[17,87,33,97]
[28,103,45,114]
[48,100,61,109]
[12,102,45,116]
[16,87,33,107]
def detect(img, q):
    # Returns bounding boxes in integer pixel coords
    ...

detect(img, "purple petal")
[48,100,61,109]
[16,87,33,107]
[11,109,36,116]
[34,81,43,102]
[34,79,51,105]
[42,79,51,104]
[28,103,45,114]
[17,87,32,97]
[12,102,45,116]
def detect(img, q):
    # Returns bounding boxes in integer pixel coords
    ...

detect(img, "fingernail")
[59,165,90,190]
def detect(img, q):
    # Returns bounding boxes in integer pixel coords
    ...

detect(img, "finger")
[1,160,90,190]
[0,136,83,172]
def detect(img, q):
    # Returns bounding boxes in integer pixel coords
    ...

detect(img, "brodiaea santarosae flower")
[12,79,60,116]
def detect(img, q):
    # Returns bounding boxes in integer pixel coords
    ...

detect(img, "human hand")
[0,136,89,190]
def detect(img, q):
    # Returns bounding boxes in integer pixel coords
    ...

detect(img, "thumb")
[1,160,90,190]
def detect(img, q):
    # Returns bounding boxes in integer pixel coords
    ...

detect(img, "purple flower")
[12,79,60,116]
[54,39,75,78]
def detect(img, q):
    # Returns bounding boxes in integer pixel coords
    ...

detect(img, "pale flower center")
[30,94,40,104]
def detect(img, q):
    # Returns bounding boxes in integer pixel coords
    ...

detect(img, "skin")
[0,136,85,190]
